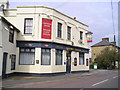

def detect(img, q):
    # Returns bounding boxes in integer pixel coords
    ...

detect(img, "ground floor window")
[11,54,16,70]
[41,48,51,65]
[79,53,84,65]
[19,48,35,65]
[56,49,63,65]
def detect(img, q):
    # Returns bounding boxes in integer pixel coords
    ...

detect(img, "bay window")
[19,48,35,65]
[56,49,63,65]
[41,48,51,65]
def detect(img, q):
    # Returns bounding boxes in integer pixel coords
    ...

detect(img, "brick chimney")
[102,38,109,42]
[111,42,116,46]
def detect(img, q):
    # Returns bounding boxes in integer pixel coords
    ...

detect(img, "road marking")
[113,76,118,79]
[92,79,109,87]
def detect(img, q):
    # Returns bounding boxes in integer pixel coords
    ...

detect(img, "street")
[2,70,119,88]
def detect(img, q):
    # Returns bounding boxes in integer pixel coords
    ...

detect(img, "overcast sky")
[8,0,118,46]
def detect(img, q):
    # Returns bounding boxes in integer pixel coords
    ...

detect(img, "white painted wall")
[0,6,91,74]
[5,6,89,49]
[0,18,3,76]
[2,21,18,74]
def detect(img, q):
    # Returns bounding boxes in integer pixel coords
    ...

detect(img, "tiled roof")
[91,40,114,47]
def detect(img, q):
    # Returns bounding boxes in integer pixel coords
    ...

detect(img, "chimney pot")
[102,38,109,42]
[74,17,76,20]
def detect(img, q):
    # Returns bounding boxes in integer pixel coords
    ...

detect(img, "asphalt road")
[2,70,119,88]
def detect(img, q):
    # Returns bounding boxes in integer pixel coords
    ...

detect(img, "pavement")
[2,69,119,88]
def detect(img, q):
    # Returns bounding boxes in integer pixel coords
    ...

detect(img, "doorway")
[66,51,71,73]
[2,52,8,78]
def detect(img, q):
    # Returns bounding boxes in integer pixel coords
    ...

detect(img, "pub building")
[0,5,92,77]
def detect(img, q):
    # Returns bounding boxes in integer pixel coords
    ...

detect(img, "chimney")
[102,38,109,42]
[74,17,76,20]
[111,42,116,46]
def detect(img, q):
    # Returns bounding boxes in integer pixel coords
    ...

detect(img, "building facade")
[0,6,92,77]
[0,16,19,78]
[91,38,119,65]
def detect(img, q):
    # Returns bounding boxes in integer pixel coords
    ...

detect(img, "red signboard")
[41,19,52,39]
[87,40,92,43]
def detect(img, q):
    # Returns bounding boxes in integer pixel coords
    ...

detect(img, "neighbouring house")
[0,3,92,78]
[91,38,119,68]
[0,16,20,78]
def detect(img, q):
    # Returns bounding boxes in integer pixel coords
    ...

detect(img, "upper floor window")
[80,31,83,43]
[24,18,33,34]
[80,31,83,40]
[9,26,14,43]
[57,22,62,38]
[67,26,71,40]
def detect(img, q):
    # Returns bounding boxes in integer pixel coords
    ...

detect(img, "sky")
[8,0,119,46]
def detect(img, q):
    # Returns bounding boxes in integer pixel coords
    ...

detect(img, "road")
[2,70,119,88]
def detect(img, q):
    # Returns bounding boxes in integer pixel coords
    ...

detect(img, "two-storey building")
[0,5,92,77]
[0,16,19,78]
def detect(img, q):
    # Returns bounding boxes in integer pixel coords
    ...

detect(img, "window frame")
[9,27,14,43]
[80,31,83,44]
[11,54,16,70]
[24,18,33,34]
[41,48,51,65]
[57,22,62,38]
[19,48,35,65]
[67,26,71,40]
[80,31,83,40]
[79,52,84,65]
[55,49,63,65]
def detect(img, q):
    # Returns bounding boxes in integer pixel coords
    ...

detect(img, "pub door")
[2,52,8,79]
[66,51,71,73]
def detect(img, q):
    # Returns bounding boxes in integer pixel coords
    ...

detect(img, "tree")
[95,47,118,69]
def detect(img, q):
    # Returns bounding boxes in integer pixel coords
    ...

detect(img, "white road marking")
[92,79,109,87]
[113,76,118,79]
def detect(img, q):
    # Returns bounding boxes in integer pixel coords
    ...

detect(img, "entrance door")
[2,52,8,78]
[66,51,71,73]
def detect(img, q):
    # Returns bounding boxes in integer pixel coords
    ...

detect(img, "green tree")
[95,47,118,69]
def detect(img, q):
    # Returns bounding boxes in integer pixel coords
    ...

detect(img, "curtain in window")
[20,53,35,65]
[20,48,35,65]
[24,18,33,34]
[41,48,51,65]
[56,50,62,65]
[11,55,16,70]
[79,53,84,65]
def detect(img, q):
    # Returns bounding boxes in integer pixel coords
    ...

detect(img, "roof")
[0,16,20,32]
[91,40,115,47]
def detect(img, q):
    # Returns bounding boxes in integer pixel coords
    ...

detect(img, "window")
[56,49,63,65]
[57,23,62,38]
[41,48,51,65]
[24,18,33,34]
[79,53,84,65]
[11,54,16,70]
[80,31,83,43]
[9,27,14,43]
[19,48,35,65]
[67,26,71,40]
